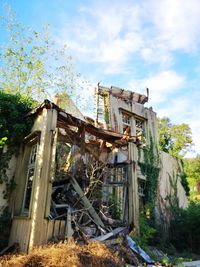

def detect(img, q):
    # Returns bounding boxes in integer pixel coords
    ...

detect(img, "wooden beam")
[70,176,105,229]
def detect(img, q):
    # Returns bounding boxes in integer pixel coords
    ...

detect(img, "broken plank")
[126,235,154,264]
[70,176,105,229]
[103,237,123,246]
[93,226,126,241]
[65,206,74,238]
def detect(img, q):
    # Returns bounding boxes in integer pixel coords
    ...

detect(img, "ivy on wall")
[0,91,34,250]
[138,135,160,206]
[165,172,179,210]
[179,161,190,196]
[137,135,160,246]
[0,91,34,196]
[102,92,110,129]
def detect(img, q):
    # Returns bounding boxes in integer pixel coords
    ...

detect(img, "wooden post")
[70,176,105,230]
[28,109,58,251]
[95,84,99,127]
[128,143,139,230]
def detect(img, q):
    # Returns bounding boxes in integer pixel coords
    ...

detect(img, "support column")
[28,109,57,251]
[128,143,139,230]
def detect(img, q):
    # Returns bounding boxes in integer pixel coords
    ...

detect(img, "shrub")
[169,202,200,254]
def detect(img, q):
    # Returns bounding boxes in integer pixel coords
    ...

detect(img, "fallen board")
[126,235,154,264]
[93,227,126,241]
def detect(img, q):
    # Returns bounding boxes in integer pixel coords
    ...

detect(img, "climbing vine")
[137,134,160,245]
[179,160,190,196]
[0,91,34,250]
[102,92,110,129]
[138,135,160,206]
[0,91,34,198]
[165,172,179,210]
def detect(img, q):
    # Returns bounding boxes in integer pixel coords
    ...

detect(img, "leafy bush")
[139,213,157,247]
[0,91,34,249]
[0,91,34,151]
[0,91,34,183]
[131,205,156,248]
[169,202,200,254]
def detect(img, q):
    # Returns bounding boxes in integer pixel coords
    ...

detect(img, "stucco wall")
[158,151,188,217]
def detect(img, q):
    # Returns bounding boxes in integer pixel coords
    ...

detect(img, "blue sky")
[0,0,200,156]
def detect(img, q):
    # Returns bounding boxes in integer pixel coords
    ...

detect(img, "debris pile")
[0,236,167,267]
[48,106,135,242]
[50,156,129,241]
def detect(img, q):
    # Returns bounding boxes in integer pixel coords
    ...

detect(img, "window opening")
[138,178,145,210]
[22,143,38,214]
[138,179,145,197]
[135,118,144,137]
[122,112,131,135]
[103,165,128,221]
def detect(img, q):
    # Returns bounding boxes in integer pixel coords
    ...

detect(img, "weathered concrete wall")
[157,151,188,227]
[144,107,158,145]
[158,151,188,209]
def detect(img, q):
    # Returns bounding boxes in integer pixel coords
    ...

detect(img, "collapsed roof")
[28,99,136,146]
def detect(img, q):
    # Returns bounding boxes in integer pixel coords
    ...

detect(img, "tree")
[157,117,193,158]
[184,156,200,201]
[0,8,79,102]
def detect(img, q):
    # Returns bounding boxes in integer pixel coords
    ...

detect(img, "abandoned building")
[0,84,188,252]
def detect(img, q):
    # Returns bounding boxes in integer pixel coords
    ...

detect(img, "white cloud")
[55,0,200,73]
[150,88,200,157]
[187,120,200,157]
[149,0,200,52]
[128,70,185,103]
[55,1,144,74]
[52,0,200,156]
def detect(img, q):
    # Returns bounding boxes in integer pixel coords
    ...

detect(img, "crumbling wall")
[144,107,158,145]
[109,94,146,133]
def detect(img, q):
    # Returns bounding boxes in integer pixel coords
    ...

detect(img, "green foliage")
[165,172,179,209]
[0,91,34,189]
[139,210,157,247]
[0,91,33,249]
[169,202,200,254]
[130,204,156,248]
[137,137,159,247]
[108,193,122,220]
[180,171,190,197]
[158,117,193,158]
[139,136,160,205]
[102,93,110,129]
[184,156,200,201]
[0,8,80,103]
